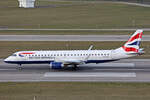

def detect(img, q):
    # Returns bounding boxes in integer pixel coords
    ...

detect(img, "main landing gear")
[73,65,78,70]
[17,64,22,70]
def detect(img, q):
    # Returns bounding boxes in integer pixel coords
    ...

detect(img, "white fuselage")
[4,48,134,64]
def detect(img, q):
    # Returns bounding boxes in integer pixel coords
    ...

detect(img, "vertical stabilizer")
[112,30,143,59]
[122,29,143,53]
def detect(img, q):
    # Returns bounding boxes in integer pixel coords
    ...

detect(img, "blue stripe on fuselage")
[85,59,118,63]
[4,61,54,64]
[4,59,119,64]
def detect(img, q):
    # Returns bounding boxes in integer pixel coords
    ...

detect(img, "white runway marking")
[44,72,136,78]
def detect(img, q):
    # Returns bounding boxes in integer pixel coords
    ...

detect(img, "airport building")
[18,0,35,8]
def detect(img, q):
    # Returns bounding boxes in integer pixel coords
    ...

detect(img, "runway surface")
[0,35,150,41]
[0,59,150,82]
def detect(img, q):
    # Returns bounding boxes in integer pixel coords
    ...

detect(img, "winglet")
[88,45,93,50]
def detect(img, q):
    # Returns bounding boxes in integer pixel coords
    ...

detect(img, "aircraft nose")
[4,57,10,63]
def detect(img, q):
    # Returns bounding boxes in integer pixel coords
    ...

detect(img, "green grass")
[68,0,150,3]
[0,30,150,35]
[0,82,150,100]
[1,0,150,30]
[0,41,149,59]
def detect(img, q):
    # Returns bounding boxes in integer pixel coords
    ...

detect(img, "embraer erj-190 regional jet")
[4,30,144,69]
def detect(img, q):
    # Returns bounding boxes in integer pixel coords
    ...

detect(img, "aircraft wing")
[55,59,85,65]
[54,46,93,65]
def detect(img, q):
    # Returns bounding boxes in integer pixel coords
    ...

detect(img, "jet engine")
[138,48,145,55]
[50,62,64,69]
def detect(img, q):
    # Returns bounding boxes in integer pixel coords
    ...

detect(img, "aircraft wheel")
[17,64,22,70]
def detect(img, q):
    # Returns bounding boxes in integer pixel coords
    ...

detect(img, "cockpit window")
[11,54,17,56]
[19,54,24,57]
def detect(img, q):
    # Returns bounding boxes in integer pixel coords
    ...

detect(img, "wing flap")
[55,59,84,65]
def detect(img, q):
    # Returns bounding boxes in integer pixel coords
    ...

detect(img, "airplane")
[4,29,144,70]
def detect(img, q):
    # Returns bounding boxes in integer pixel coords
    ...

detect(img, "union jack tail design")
[122,29,143,53]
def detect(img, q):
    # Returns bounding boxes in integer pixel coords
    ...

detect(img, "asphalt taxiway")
[0,59,150,82]
[0,35,150,41]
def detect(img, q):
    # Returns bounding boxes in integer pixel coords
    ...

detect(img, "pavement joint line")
[83,63,135,67]
[92,69,150,71]
[0,69,17,71]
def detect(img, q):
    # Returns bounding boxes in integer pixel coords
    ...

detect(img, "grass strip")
[1,1,150,29]
[0,30,149,35]
[0,82,150,100]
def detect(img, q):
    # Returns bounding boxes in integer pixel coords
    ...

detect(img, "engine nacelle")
[50,62,64,69]
[138,48,145,55]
